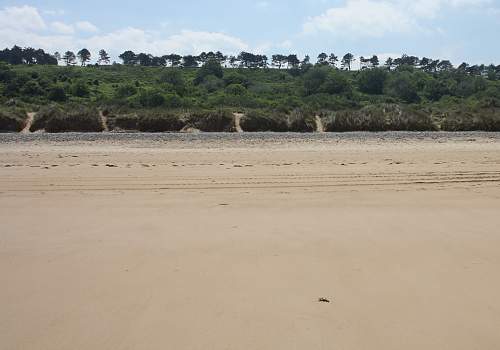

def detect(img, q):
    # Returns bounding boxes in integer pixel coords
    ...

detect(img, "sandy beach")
[1,132,500,350]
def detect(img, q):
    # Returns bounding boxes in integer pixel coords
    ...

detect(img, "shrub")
[223,72,250,87]
[319,71,352,95]
[386,72,420,103]
[21,80,44,96]
[164,93,183,108]
[357,68,388,95]
[159,69,185,94]
[200,76,224,93]
[240,110,289,132]
[115,83,137,98]
[303,66,328,95]
[71,80,90,97]
[47,85,67,102]
[138,89,165,107]
[225,84,246,95]
[195,59,224,84]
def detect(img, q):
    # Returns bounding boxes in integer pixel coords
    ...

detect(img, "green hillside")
[1,58,500,132]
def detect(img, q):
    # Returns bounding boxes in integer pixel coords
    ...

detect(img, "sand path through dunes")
[315,115,324,132]
[20,112,35,133]
[233,112,244,132]
[1,137,500,350]
[99,110,109,132]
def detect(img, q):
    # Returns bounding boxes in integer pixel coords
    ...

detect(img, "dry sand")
[1,134,500,350]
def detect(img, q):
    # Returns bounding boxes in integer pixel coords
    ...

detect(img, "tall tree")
[182,55,199,68]
[170,54,183,67]
[328,53,338,67]
[215,51,227,66]
[98,49,110,65]
[369,55,379,68]
[359,56,370,70]
[341,53,355,70]
[54,51,61,64]
[62,51,77,66]
[272,54,286,69]
[119,51,137,65]
[317,53,328,65]
[137,53,153,66]
[385,57,394,70]
[287,54,300,68]
[23,47,36,64]
[228,55,239,68]
[437,60,453,72]
[77,48,91,66]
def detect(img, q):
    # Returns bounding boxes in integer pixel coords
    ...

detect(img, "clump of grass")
[30,105,63,131]
[45,106,103,132]
[322,104,438,131]
[186,110,233,132]
[107,114,139,131]
[240,110,289,132]
[31,105,103,132]
[0,107,26,132]
[288,108,316,132]
[440,104,500,131]
[136,112,185,132]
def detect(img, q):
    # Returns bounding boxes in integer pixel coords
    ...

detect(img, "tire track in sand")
[2,170,499,192]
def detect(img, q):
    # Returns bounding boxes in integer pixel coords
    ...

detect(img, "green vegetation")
[30,105,103,132]
[1,46,500,132]
[0,106,26,132]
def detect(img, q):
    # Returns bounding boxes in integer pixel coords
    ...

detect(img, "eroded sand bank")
[1,133,500,350]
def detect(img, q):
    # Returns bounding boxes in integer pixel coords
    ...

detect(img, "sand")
[1,133,500,350]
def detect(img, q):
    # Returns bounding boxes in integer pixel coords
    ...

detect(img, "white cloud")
[86,28,249,56]
[51,21,74,34]
[43,9,65,16]
[0,5,46,31]
[164,30,249,54]
[0,5,250,61]
[303,0,416,37]
[303,0,493,37]
[75,21,99,33]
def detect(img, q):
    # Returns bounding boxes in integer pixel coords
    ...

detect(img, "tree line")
[1,45,500,78]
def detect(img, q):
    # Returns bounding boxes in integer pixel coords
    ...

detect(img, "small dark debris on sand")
[105,164,118,168]
[318,297,331,303]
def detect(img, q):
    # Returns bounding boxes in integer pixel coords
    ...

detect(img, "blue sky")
[1,0,499,65]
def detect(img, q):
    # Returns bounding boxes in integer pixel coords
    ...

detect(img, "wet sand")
[1,133,500,350]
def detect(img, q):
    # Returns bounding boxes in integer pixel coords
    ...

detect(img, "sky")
[1,0,499,65]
